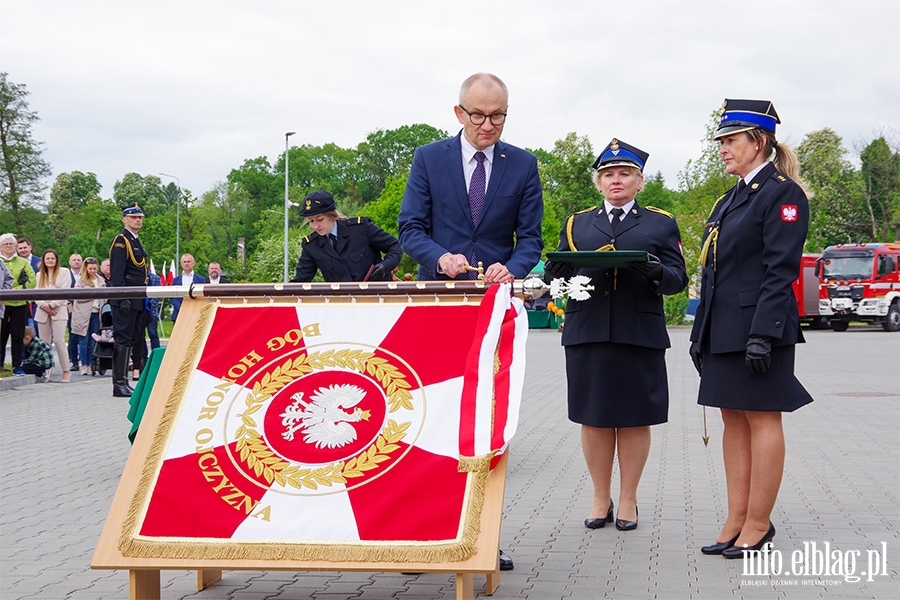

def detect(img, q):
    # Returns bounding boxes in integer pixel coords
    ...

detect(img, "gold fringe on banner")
[118,303,215,558]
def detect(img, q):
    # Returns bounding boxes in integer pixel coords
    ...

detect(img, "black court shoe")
[701,533,740,555]
[615,506,638,531]
[722,523,775,559]
[499,549,514,570]
[585,499,615,529]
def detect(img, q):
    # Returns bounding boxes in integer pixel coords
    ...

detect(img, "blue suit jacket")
[170,273,207,321]
[398,133,544,280]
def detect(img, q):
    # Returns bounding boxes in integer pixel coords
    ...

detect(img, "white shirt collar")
[603,199,636,220]
[460,132,495,165]
[743,161,769,186]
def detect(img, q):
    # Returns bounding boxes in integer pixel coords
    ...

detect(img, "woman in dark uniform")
[545,139,687,531]
[690,99,813,559]
[291,190,402,282]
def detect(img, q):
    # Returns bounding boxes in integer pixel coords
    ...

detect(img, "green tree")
[859,136,900,242]
[531,133,596,257]
[113,173,167,215]
[636,172,679,214]
[797,128,863,248]
[47,171,102,243]
[676,108,733,280]
[356,124,449,200]
[0,72,52,233]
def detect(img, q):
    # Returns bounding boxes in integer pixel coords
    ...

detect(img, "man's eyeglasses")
[459,105,507,126]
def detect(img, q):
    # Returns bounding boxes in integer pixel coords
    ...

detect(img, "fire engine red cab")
[817,243,900,332]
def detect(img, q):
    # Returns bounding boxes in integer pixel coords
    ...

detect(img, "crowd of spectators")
[1,233,230,382]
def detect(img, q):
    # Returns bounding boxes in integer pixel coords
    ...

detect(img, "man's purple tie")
[468,151,487,278]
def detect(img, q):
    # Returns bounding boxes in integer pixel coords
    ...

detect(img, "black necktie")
[328,233,336,248]
[610,207,624,232]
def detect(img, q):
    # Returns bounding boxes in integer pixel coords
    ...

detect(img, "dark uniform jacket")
[291,217,402,282]
[690,162,809,354]
[558,203,688,349]
[109,228,148,345]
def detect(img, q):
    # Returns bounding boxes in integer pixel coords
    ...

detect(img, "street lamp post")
[284,131,296,282]
[159,172,181,261]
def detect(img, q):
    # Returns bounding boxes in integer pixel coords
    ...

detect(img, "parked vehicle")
[794,253,827,328]
[817,243,900,332]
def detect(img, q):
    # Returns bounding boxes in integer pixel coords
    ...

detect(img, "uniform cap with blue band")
[122,204,144,217]
[714,99,780,140]
[592,138,650,172]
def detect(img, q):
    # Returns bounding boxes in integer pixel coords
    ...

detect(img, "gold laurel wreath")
[234,349,413,490]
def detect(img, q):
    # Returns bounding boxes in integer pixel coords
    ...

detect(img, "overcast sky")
[5,0,899,201]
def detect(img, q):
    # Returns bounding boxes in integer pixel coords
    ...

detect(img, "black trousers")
[1,304,29,368]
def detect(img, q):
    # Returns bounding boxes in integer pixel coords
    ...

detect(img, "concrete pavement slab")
[2,326,897,599]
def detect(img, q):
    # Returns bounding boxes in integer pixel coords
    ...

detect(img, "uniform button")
[775,321,782,328]
[473,236,478,242]
[604,291,610,296]
[610,238,616,244]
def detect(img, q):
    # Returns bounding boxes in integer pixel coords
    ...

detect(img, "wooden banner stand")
[91,298,507,600]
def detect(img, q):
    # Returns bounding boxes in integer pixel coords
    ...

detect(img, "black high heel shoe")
[615,506,638,531]
[722,522,775,559]
[701,533,740,555]
[585,499,614,529]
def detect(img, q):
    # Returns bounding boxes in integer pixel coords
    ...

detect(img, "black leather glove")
[370,263,387,281]
[689,342,703,375]
[118,301,131,318]
[630,254,663,281]
[745,335,773,375]
[543,260,573,284]
[17,269,29,286]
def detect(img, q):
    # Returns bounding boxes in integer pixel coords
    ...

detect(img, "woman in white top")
[34,249,72,382]
[72,257,106,375]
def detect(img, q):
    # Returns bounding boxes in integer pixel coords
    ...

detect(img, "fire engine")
[794,254,827,328]
[817,243,900,332]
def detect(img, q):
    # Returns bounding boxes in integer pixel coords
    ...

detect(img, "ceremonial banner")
[118,285,527,564]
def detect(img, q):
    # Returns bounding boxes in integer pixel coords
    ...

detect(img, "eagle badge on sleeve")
[781,205,798,222]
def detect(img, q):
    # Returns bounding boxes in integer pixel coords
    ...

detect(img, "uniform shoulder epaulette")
[571,205,598,218]
[772,171,788,183]
[347,216,368,226]
[303,232,320,244]
[645,206,674,219]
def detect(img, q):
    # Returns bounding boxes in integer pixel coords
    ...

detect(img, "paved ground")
[2,326,898,599]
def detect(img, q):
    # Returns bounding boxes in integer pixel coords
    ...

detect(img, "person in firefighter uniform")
[109,204,149,397]
[690,99,814,559]
[545,139,688,532]
[291,190,402,283]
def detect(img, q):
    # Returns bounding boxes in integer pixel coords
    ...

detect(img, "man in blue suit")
[169,253,206,322]
[398,73,543,284]
[398,73,542,572]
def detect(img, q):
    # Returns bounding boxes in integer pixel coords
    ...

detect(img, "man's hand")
[438,253,469,278]
[118,301,131,318]
[483,262,512,283]
[745,335,773,375]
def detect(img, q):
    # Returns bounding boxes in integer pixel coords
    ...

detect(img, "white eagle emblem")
[781,205,798,222]
[280,385,371,449]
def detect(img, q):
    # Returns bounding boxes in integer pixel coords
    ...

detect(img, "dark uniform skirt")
[565,342,668,428]
[698,346,813,412]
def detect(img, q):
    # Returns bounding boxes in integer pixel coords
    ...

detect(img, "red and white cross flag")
[121,284,527,563]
